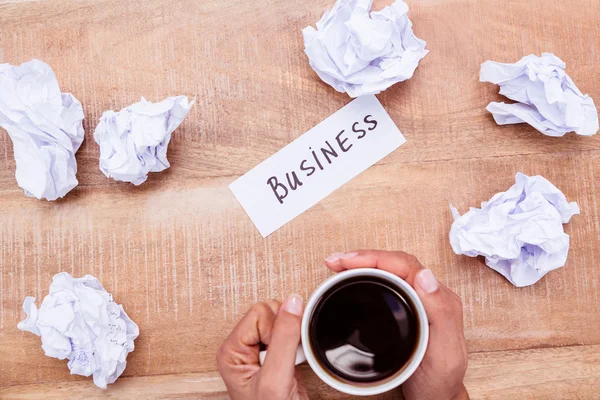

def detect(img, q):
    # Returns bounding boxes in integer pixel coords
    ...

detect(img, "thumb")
[413,269,461,332]
[261,294,303,383]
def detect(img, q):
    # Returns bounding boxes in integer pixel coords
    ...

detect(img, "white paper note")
[18,272,139,389]
[230,95,405,237]
[450,173,580,287]
[303,0,428,98]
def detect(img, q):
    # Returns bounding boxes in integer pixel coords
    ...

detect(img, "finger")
[234,300,280,347]
[324,250,424,284]
[217,300,280,368]
[413,269,468,379]
[261,294,303,384]
[413,269,464,333]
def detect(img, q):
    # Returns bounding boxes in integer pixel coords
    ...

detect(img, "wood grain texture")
[2,345,598,399]
[1,0,600,397]
[465,345,600,399]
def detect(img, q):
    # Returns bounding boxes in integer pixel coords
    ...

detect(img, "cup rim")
[301,268,429,396]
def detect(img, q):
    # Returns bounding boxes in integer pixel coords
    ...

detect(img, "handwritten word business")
[267,114,379,204]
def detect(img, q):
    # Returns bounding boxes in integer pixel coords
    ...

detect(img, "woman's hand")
[216,294,309,400]
[325,250,469,400]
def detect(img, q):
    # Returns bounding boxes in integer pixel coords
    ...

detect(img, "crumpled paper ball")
[18,272,139,389]
[450,173,580,287]
[303,0,428,97]
[93,96,194,185]
[0,59,85,200]
[480,53,599,137]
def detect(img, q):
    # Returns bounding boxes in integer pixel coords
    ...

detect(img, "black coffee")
[310,277,418,383]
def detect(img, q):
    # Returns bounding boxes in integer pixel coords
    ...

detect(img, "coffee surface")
[310,277,418,383]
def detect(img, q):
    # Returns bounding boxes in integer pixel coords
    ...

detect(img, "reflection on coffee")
[309,277,418,383]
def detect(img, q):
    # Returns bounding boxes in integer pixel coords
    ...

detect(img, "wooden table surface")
[1,0,600,398]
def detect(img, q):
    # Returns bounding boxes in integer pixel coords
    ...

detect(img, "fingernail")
[417,269,439,293]
[283,294,303,316]
[325,252,345,262]
[325,252,358,262]
[340,252,358,260]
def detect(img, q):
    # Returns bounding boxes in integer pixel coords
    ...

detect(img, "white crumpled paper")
[0,59,85,200]
[18,272,139,389]
[480,53,599,137]
[93,96,194,185]
[450,173,580,287]
[303,0,428,97]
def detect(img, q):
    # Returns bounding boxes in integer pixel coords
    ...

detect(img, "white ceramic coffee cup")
[260,268,429,396]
